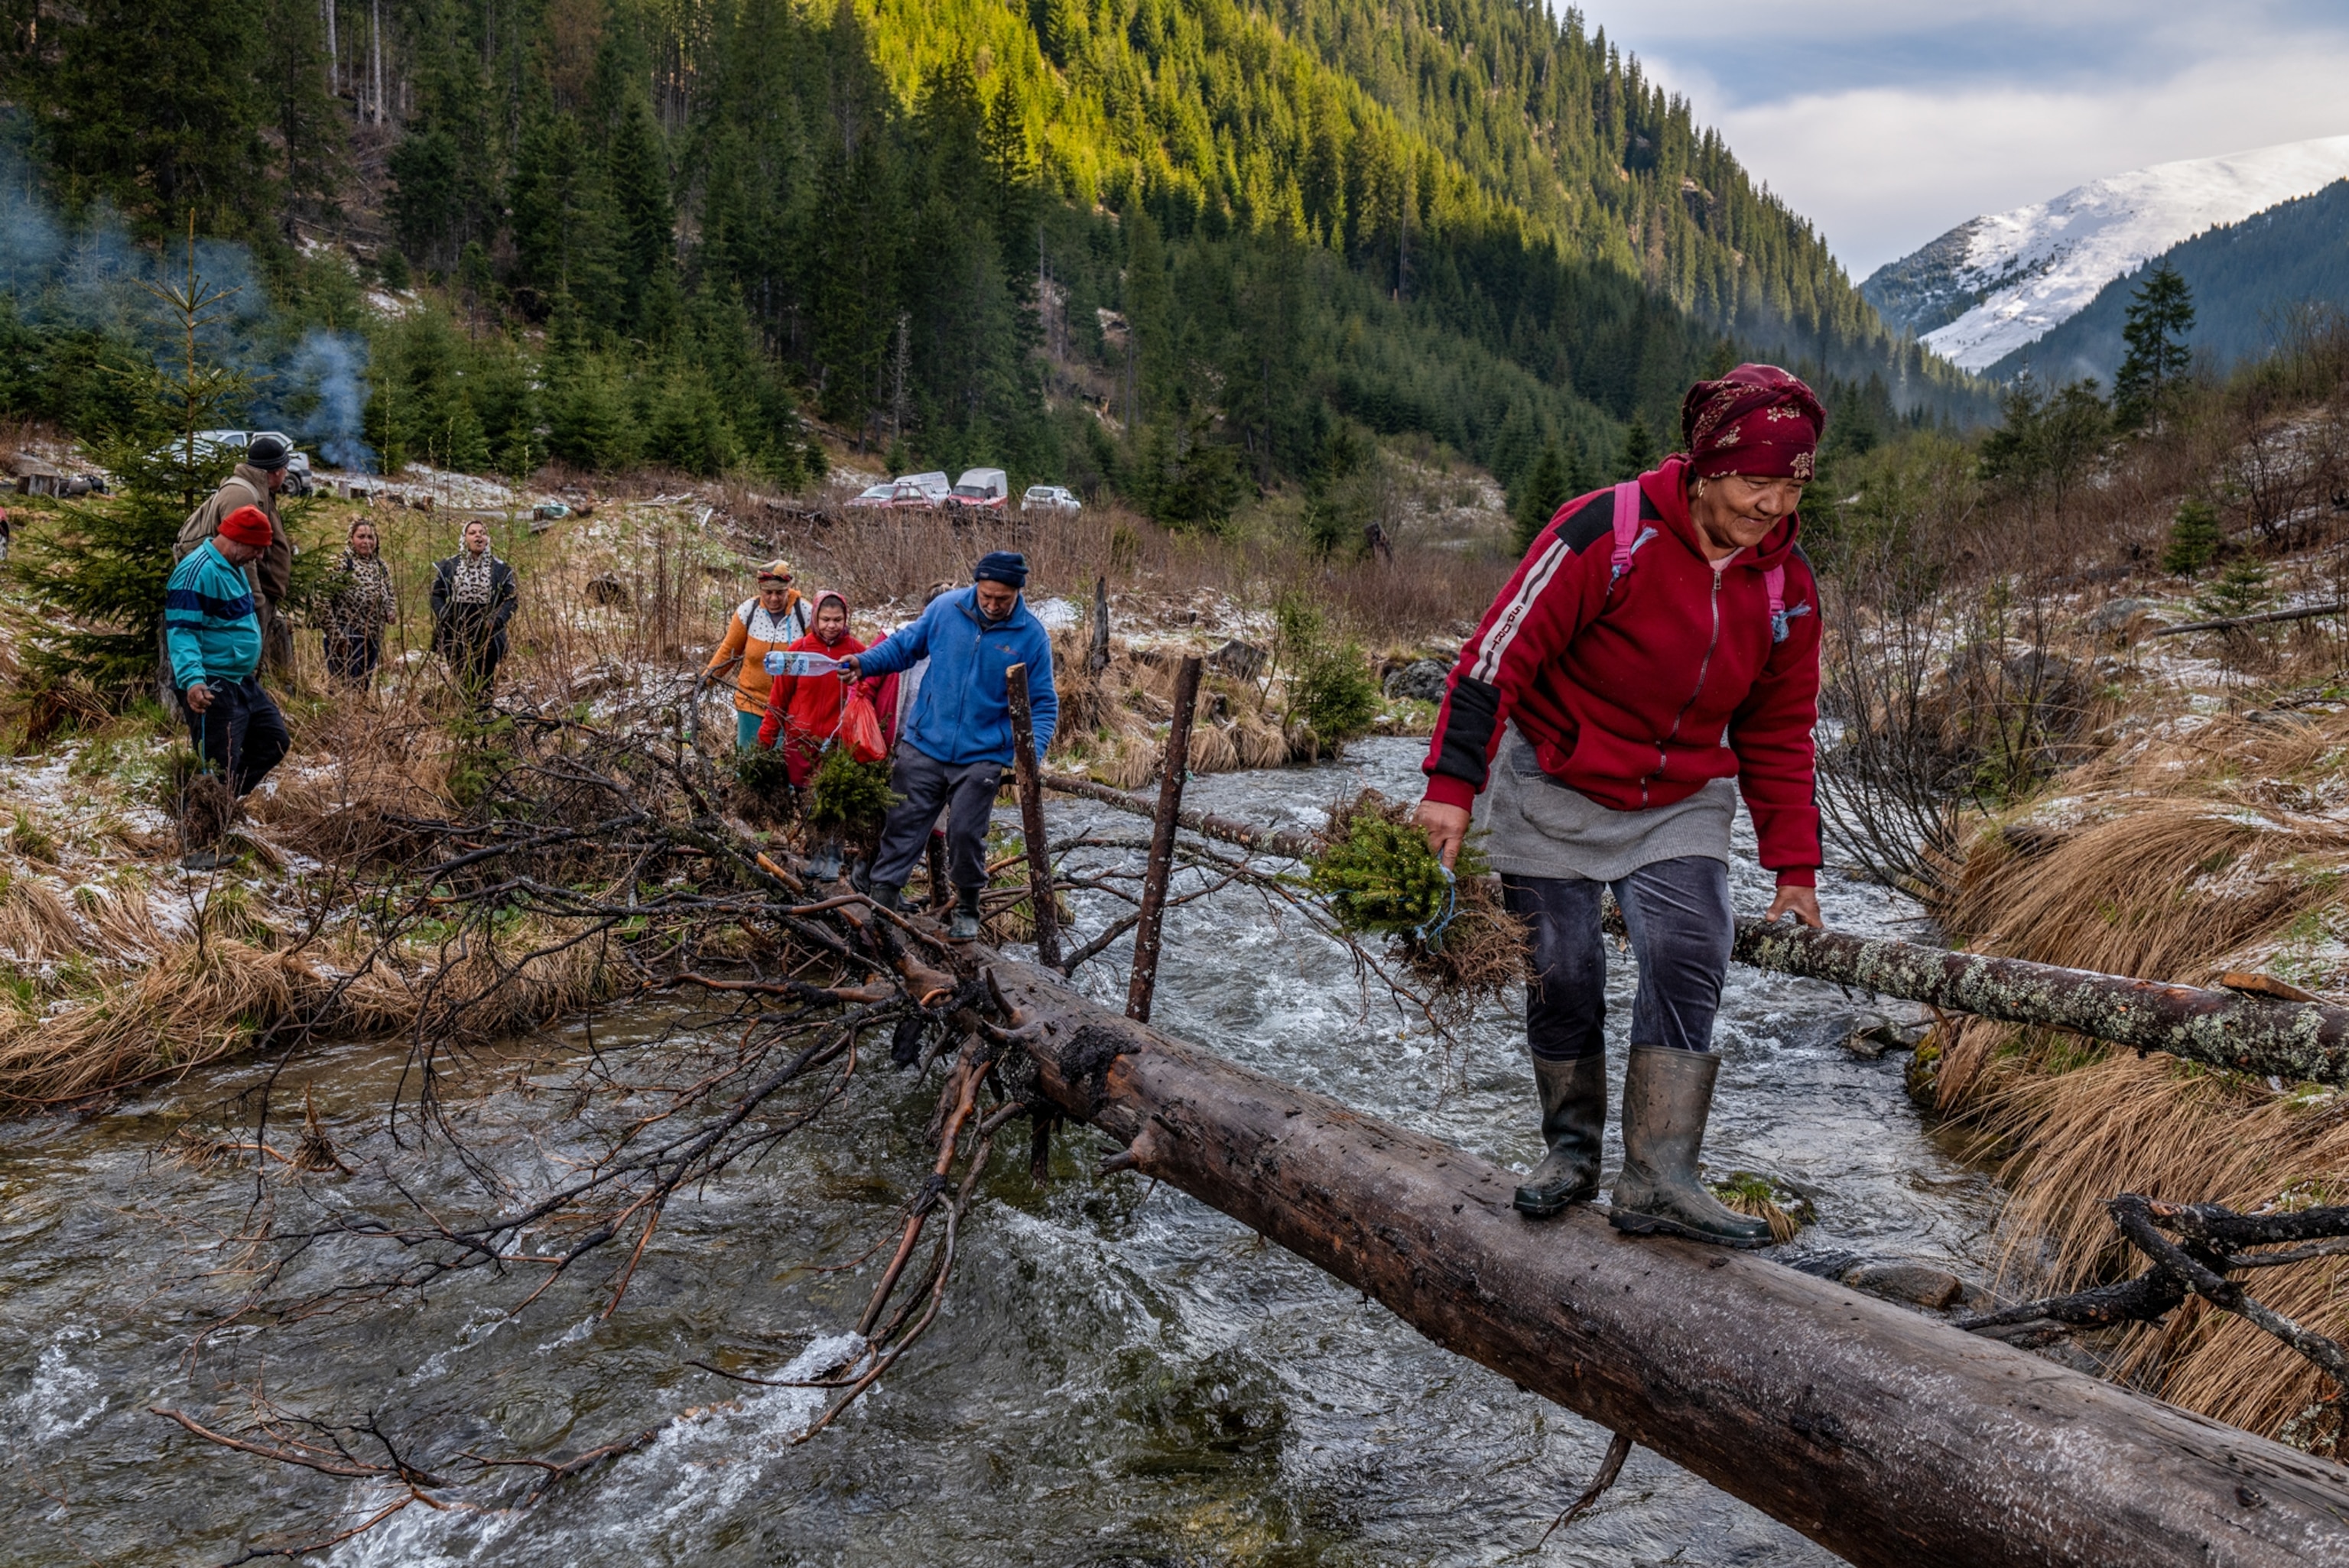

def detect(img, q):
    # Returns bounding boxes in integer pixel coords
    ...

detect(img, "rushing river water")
[0,739,2002,1566]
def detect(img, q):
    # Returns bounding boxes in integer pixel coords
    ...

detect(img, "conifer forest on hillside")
[0,0,1968,515]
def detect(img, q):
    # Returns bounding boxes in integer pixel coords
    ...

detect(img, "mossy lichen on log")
[1733,919,2349,1086]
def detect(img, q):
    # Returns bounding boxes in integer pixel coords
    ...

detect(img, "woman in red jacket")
[759,591,880,880]
[1415,364,1828,1248]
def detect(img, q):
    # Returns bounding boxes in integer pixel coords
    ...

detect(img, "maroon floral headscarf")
[1680,364,1826,482]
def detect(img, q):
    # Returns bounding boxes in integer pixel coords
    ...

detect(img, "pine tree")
[28,0,273,238]
[9,242,248,696]
[1511,446,1569,554]
[979,84,1038,281]
[1616,413,1658,479]
[2198,555,2273,622]
[2114,262,2195,431]
[2162,498,2222,577]
[607,92,679,341]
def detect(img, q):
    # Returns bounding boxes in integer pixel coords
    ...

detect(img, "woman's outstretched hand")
[1766,885,1824,929]
[1413,800,1471,868]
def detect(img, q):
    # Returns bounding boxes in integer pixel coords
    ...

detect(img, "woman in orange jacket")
[705,560,810,748]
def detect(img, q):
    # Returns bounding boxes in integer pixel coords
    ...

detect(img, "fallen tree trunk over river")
[1044,774,2349,1084]
[988,956,2349,1568]
[1736,921,2349,1085]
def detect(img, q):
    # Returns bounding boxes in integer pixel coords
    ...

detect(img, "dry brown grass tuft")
[0,920,612,1105]
[1929,706,2349,1445]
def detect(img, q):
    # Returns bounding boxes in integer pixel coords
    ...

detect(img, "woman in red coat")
[1415,364,1828,1248]
[759,591,881,880]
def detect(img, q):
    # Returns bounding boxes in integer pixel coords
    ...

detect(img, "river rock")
[2084,598,2162,638]
[1209,638,1266,680]
[1844,1004,1933,1059]
[1383,658,1451,703]
[1842,1260,1964,1310]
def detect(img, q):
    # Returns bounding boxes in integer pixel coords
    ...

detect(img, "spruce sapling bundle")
[804,745,898,852]
[1309,791,1522,1009]
[729,745,796,827]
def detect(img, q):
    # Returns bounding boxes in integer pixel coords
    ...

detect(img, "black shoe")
[1512,1053,1607,1218]
[1607,1047,1772,1248]
[869,881,905,913]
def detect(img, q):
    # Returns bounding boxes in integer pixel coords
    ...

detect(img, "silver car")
[1021,484,1080,515]
[190,430,316,496]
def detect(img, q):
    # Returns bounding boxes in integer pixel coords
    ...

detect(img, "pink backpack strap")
[1607,480,1656,585]
[1763,563,1815,643]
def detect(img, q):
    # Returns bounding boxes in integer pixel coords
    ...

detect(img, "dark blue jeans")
[184,675,290,800]
[1502,857,1734,1062]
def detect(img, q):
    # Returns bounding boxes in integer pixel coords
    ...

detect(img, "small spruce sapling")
[804,745,899,849]
[2162,498,2221,577]
[2197,557,2274,622]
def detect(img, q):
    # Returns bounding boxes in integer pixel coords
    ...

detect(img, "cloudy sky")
[1594,1,2349,278]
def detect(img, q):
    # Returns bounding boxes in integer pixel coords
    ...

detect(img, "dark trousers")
[325,631,381,689]
[869,747,1002,892]
[444,631,503,699]
[1502,857,1734,1062]
[184,676,290,799]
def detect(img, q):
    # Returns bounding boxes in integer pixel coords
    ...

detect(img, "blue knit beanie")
[973,550,1028,588]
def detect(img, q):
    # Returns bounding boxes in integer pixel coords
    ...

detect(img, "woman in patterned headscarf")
[320,518,398,691]
[430,518,518,700]
[1414,363,1828,1248]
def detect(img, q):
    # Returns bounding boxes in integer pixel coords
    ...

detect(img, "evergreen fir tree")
[1511,446,1569,554]
[1616,413,1658,479]
[2197,555,2273,622]
[9,247,247,696]
[2162,498,2221,577]
[2114,262,2195,430]
[607,92,679,341]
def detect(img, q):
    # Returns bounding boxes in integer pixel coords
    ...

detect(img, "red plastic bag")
[838,690,887,765]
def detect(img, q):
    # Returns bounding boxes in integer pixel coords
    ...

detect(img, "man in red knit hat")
[164,503,290,867]
[1415,364,1828,1248]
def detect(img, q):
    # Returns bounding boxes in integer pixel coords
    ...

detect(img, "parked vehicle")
[187,429,316,495]
[895,471,952,505]
[1021,485,1080,515]
[946,467,1009,512]
[847,481,934,511]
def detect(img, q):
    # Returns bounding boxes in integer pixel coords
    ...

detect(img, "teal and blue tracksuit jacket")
[164,540,263,690]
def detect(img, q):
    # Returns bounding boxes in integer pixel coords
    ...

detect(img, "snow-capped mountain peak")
[1862,135,2349,374]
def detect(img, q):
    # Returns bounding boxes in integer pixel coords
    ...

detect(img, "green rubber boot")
[1512,1054,1607,1218]
[948,885,983,941]
[1607,1046,1771,1248]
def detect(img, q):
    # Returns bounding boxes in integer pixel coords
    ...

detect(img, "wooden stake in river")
[1126,654,1203,1023]
[1004,662,1060,969]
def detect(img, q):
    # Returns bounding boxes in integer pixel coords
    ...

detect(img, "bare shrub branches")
[1961,1195,2349,1454]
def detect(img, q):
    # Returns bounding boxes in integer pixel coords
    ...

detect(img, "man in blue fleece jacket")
[164,505,290,867]
[843,551,1058,937]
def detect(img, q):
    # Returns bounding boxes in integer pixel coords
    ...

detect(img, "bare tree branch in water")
[148,697,1461,1555]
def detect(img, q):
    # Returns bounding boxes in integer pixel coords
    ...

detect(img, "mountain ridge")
[1862,134,2349,373]
[1983,177,2349,387]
